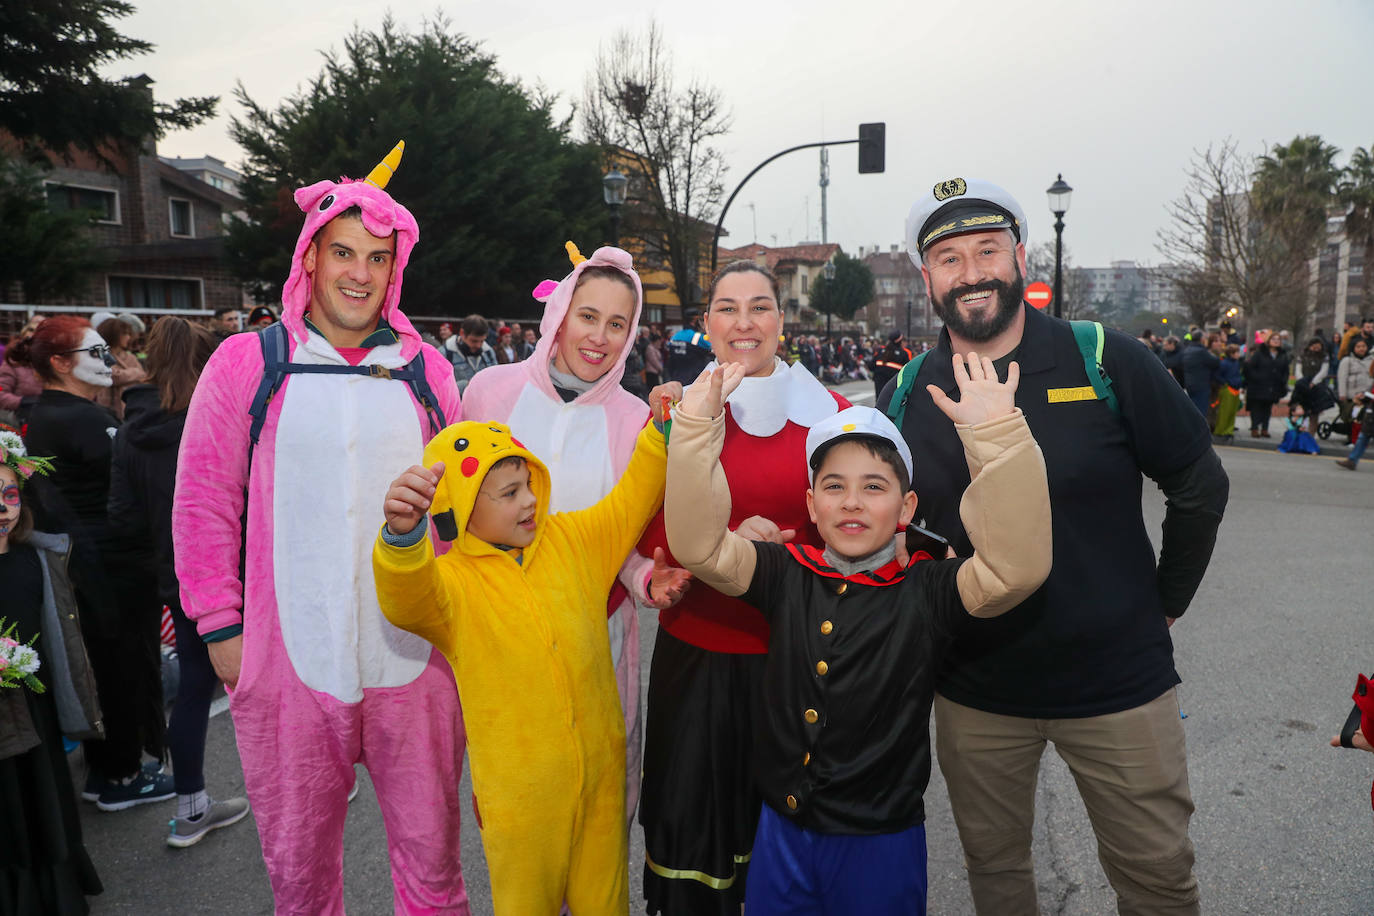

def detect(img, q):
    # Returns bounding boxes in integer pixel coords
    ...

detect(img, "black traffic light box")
[858,122,885,174]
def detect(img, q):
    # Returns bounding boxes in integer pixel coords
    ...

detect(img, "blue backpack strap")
[1069,320,1119,415]
[248,322,291,450]
[388,351,446,435]
[883,351,930,433]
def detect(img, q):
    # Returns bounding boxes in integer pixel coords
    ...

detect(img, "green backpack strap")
[1070,320,1119,415]
[884,351,929,432]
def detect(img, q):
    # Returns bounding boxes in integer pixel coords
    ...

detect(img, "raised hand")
[646,547,693,609]
[648,381,684,423]
[679,363,747,419]
[733,515,797,545]
[926,351,1020,427]
[384,461,445,536]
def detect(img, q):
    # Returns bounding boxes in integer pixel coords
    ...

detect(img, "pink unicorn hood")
[523,243,645,404]
[278,140,423,360]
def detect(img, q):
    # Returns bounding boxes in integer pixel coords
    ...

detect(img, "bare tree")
[1156,140,1315,338]
[582,22,730,308]
[1026,240,1092,319]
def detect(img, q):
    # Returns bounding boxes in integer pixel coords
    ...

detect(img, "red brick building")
[6,115,245,315]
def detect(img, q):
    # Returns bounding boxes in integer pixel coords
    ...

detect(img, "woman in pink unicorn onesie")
[461,242,692,823]
[171,143,468,915]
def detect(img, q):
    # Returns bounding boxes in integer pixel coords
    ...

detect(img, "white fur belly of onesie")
[273,369,433,702]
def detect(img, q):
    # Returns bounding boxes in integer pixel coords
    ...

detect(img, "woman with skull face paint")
[12,316,173,812]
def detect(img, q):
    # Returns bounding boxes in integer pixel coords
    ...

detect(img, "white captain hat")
[905,177,1028,265]
[805,406,913,485]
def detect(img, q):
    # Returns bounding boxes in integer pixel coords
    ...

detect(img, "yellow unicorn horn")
[364,141,405,189]
[565,241,586,266]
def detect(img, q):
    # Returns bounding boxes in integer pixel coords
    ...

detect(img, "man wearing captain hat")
[878,178,1228,915]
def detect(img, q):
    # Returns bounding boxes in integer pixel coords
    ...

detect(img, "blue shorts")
[745,804,928,915]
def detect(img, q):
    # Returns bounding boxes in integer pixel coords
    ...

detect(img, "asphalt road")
[77,390,1374,914]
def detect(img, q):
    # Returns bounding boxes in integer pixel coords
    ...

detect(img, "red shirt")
[637,391,849,654]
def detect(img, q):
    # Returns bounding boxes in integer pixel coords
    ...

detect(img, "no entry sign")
[1024,281,1053,309]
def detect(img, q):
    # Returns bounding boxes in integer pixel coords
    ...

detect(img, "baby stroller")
[1318,398,1368,444]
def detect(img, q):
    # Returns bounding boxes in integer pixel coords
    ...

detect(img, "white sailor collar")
[709,357,839,437]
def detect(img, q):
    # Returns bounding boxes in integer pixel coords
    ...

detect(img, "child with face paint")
[15,316,172,811]
[0,430,104,912]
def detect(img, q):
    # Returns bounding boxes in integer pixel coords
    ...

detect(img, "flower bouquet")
[0,618,44,693]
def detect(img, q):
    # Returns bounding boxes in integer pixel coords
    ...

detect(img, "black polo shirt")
[740,541,964,834]
[878,305,1212,718]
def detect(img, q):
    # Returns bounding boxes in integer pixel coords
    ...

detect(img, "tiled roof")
[717,242,840,272]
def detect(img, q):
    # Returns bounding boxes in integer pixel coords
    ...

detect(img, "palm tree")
[1253,135,1342,254]
[1339,144,1374,310]
[1251,135,1343,335]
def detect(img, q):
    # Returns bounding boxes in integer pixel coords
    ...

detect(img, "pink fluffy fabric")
[280,177,423,361]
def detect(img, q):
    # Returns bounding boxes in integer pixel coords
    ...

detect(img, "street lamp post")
[823,259,836,342]
[1046,174,1072,319]
[602,169,628,247]
[906,298,912,340]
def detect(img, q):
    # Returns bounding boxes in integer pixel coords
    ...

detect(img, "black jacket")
[1179,341,1220,396]
[1243,347,1291,402]
[108,385,187,606]
[741,543,965,834]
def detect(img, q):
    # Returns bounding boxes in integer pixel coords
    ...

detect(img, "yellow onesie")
[372,419,666,916]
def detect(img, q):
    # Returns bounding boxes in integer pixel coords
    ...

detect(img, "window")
[801,274,809,294]
[169,198,193,237]
[107,276,202,311]
[45,182,119,223]
[208,174,226,190]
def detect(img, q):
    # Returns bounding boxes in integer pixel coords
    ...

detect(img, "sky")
[119,0,1371,273]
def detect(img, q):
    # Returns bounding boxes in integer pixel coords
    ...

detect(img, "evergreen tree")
[227,16,604,318]
[810,252,875,322]
[0,0,216,161]
[0,154,108,301]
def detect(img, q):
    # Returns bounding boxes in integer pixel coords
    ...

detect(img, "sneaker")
[96,767,176,811]
[1336,458,1358,470]
[83,760,165,802]
[166,797,250,848]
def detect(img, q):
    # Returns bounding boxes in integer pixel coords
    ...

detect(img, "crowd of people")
[1137,319,1374,464]
[7,150,1371,916]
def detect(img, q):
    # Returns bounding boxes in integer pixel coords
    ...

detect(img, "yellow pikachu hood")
[423,420,552,558]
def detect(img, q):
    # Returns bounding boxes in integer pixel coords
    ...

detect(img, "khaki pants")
[934,689,1199,916]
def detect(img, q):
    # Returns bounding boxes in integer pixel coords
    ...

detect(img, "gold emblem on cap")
[842,423,857,432]
[933,178,967,202]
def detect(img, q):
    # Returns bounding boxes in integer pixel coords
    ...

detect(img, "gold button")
[820,620,833,635]
[786,794,798,810]
[816,660,828,676]
[804,708,819,724]
[836,582,848,595]
[802,752,811,766]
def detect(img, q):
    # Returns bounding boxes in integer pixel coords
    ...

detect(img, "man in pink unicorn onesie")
[172,143,468,914]
[462,243,689,822]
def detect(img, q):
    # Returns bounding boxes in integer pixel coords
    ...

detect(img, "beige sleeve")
[664,409,757,597]
[954,408,1053,617]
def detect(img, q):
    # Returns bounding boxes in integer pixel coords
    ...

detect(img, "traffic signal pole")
[710,124,884,274]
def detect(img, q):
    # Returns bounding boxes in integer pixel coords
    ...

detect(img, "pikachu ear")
[432,509,458,543]
[429,480,457,541]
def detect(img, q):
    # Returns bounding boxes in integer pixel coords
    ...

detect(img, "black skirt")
[639,627,766,916]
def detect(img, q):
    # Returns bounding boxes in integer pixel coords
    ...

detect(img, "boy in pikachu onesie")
[370,371,741,913]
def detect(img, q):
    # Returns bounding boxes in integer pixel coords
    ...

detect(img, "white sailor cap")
[905,178,1028,265]
[805,406,913,485]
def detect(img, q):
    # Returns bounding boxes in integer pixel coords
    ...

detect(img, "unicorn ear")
[532,280,559,301]
[365,140,406,189]
[565,241,586,266]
